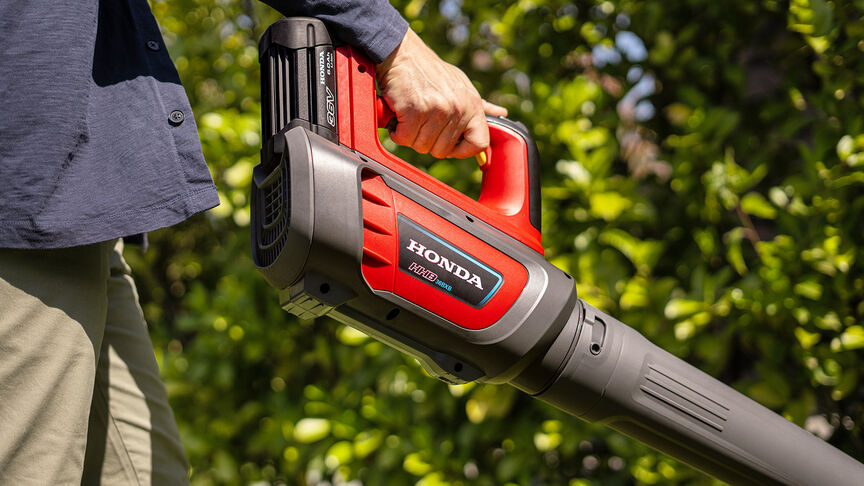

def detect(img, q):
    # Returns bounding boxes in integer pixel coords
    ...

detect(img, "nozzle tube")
[521,299,864,485]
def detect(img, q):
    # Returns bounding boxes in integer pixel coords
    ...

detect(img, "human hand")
[375,28,507,159]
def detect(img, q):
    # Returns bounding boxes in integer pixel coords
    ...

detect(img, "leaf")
[794,281,823,300]
[403,452,433,476]
[816,312,843,331]
[838,326,864,351]
[794,327,821,350]
[664,299,706,319]
[465,385,516,423]
[693,228,716,257]
[740,192,777,219]
[589,192,633,221]
[354,430,384,459]
[325,441,354,468]
[620,277,650,309]
[293,418,331,443]
[788,0,835,52]
[598,229,663,274]
[417,472,450,486]
[724,228,749,275]
[533,431,562,451]
[809,0,834,36]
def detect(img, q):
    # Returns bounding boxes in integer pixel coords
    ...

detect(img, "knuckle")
[413,136,432,153]
[450,103,466,120]
[429,101,448,116]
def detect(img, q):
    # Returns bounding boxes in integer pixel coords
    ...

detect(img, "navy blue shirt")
[0,1,408,249]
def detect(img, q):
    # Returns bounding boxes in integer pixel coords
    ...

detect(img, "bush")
[132,0,864,484]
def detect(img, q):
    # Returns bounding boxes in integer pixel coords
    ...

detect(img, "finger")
[448,138,484,159]
[482,100,508,117]
[412,112,449,154]
[429,118,465,159]
[389,112,422,147]
[447,116,489,159]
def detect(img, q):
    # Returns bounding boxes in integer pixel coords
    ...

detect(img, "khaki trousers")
[0,240,188,485]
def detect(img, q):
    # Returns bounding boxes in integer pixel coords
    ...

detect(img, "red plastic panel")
[360,174,528,330]
[360,172,398,292]
[335,46,543,255]
[477,124,535,238]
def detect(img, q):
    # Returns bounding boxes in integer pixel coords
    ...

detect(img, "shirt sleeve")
[259,0,409,63]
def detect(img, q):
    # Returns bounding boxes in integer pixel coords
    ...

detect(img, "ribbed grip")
[530,300,864,485]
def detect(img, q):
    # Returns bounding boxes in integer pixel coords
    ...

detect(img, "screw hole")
[465,215,474,223]
[590,343,601,354]
[358,64,366,73]
[454,362,463,372]
[319,283,330,294]
[386,308,400,320]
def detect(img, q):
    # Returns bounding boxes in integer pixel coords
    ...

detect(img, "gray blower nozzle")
[513,299,864,485]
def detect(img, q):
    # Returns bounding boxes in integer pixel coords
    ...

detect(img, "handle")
[478,116,541,232]
[376,97,396,130]
[524,300,864,485]
[375,98,541,234]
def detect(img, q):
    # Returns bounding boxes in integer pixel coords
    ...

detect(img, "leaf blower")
[250,18,864,485]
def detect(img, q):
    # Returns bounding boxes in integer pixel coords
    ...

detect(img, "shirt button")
[146,40,161,51]
[169,110,185,125]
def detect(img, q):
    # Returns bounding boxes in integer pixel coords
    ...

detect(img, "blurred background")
[132,0,864,484]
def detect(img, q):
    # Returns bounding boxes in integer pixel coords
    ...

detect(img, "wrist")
[376,32,404,74]
[375,28,424,84]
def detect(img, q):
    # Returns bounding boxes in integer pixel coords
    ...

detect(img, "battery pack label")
[397,215,503,307]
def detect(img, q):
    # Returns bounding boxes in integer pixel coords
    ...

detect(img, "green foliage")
[133,0,864,484]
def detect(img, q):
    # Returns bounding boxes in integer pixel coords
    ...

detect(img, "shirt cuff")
[353,3,409,63]
[323,1,409,63]
[260,0,409,64]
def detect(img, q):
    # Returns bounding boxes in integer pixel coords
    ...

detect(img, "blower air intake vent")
[252,159,291,268]
[262,167,285,227]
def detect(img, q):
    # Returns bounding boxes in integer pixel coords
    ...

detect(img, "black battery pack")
[259,17,338,144]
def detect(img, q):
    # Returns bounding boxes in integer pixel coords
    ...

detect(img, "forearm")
[259,0,408,62]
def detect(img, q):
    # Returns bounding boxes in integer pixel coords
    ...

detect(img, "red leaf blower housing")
[251,18,864,485]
